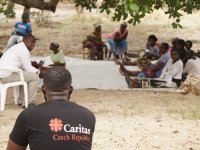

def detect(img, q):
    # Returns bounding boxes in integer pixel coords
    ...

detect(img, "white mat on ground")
[31,56,136,90]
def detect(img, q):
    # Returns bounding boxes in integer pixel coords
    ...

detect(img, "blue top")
[148,45,160,58]
[15,22,32,36]
[155,52,170,78]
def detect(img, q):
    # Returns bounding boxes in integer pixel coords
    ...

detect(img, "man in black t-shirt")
[6,66,96,150]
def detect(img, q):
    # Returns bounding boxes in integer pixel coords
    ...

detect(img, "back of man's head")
[161,43,169,52]
[23,34,36,41]
[44,66,72,91]
[177,39,185,47]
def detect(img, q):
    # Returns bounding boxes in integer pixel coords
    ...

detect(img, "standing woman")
[49,42,65,66]
[107,22,128,59]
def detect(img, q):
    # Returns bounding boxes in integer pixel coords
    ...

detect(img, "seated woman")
[182,53,200,80]
[82,24,106,60]
[159,50,183,87]
[185,40,195,55]
[178,54,200,94]
[174,39,188,66]
[170,37,179,52]
[49,42,65,66]
[143,34,160,60]
[119,43,170,88]
[107,22,128,59]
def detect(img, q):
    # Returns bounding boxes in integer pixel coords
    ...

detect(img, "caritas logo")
[49,118,63,132]
[49,118,91,142]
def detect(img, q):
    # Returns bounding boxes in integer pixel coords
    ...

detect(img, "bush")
[31,10,52,27]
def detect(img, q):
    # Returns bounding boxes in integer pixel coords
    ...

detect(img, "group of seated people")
[82,24,200,91]
[118,35,200,89]
[82,22,128,60]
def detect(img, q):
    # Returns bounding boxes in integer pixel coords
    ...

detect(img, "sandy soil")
[0,90,200,150]
[0,3,200,150]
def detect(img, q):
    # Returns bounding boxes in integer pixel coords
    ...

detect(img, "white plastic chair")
[0,68,28,111]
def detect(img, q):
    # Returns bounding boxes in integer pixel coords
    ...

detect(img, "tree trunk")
[12,0,59,12]
[23,7,30,22]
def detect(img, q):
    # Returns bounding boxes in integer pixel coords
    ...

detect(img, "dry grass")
[167,107,200,120]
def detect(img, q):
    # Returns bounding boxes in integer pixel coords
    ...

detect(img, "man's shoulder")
[17,22,31,27]
[159,53,170,60]
[25,22,31,27]
[166,58,173,65]
[186,58,197,65]
[5,42,25,53]
[15,42,28,51]
[24,101,95,118]
[177,59,183,65]
[69,101,95,117]
[15,22,21,26]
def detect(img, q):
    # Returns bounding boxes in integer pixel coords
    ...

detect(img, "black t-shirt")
[10,100,96,150]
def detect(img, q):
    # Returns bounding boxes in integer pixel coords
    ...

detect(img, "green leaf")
[144,5,151,12]
[172,22,178,28]
[178,24,183,28]
[128,18,133,23]
[106,9,111,14]
[129,3,139,11]
[176,18,180,23]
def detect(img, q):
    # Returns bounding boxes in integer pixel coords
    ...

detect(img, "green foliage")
[1,0,200,28]
[0,0,15,18]
[74,0,97,11]
[73,0,200,28]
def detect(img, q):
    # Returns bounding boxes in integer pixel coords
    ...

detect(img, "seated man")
[120,43,170,88]
[174,39,187,65]
[3,13,32,53]
[159,50,183,87]
[82,24,106,60]
[0,34,40,108]
[6,66,96,150]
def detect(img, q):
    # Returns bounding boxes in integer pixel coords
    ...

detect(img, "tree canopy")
[1,0,200,28]
[74,0,200,28]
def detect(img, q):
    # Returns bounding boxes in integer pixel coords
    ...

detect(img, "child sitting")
[49,42,65,66]
[143,34,160,60]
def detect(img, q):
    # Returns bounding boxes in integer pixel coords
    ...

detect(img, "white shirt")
[160,59,183,87]
[183,57,200,75]
[0,42,38,78]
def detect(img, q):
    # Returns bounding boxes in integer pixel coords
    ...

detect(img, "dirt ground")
[0,3,200,150]
[0,90,200,150]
